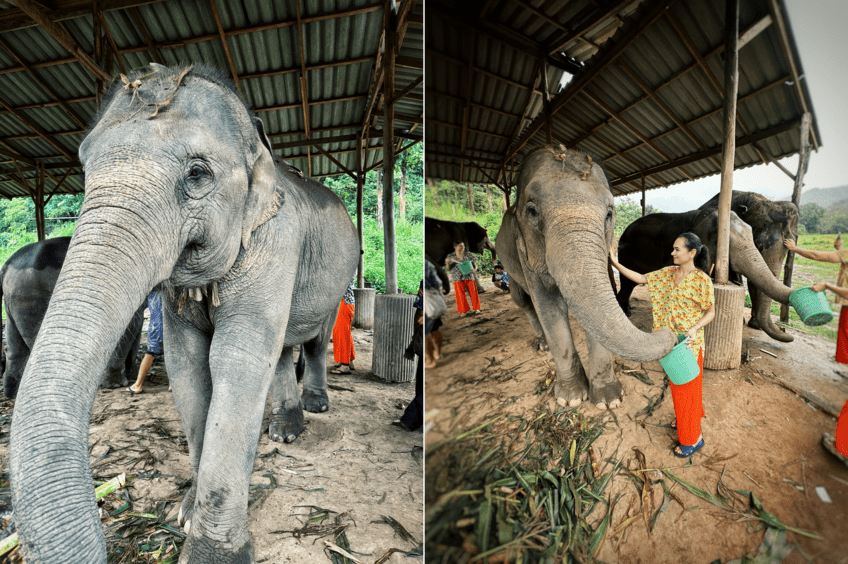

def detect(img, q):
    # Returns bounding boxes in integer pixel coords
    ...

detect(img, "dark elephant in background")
[0,237,144,398]
[496,146,676,410]
[698,191,799,340]
[425,216,497,293]
[616,208,794,342]
[10,64,358,564]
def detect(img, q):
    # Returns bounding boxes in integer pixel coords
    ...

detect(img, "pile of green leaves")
[425,409,618,563]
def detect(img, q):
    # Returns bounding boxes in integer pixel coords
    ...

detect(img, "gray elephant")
[0,236,145,397]
[616,207,795,342]
[9,64,358,564]
[496,145,676,409]
[698,191,798,341]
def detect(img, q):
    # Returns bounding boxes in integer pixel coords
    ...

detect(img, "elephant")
[425,216,497,293]
[496,145,676,410]
[615,208,795,341]
[0,236,145,397]
[698,191,799,341]
[9,64,359,564]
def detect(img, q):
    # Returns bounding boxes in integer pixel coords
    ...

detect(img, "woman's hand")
[811,281,828,293]
[609,246,619,268]
[784,237,798,252]
[685,324,700,343]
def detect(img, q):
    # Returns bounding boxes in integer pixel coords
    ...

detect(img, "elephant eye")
[188,164,207,179]
[526,202,539,217]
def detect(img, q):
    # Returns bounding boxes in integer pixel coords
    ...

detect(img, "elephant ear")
[242,117,280,250]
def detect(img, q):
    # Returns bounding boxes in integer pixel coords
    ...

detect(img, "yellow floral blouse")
[645,266,715,359]
[835,249,848,306]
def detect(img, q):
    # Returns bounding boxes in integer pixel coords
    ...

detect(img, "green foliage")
[614,197,659,238]
[361,216,423,294]
[0,195,82,261]
[799,203,825,233]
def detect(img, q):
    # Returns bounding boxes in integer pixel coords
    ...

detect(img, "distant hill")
[778,185,848,208]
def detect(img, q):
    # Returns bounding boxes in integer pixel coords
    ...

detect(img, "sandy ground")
[0,326,423,563]
[425,280,848,564]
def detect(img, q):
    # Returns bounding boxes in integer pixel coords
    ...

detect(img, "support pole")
[780,112,812,322]
[641,173,646,217]
[35,161,46,241]
[356,132,365,289]
[707,0,743,370]
[382,3,398,294]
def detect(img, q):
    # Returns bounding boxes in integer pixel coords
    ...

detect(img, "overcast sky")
[635,0,848,212]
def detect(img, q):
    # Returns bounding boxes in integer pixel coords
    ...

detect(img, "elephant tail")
[295,345,305,382]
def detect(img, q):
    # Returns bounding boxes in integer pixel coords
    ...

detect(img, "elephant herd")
[0,64,800,564]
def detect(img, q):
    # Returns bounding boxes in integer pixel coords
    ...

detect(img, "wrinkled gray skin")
[699,191,798,342]
[496,146,676,410]
[0,237,144,398]
[616,208,795,342]
[9,64,358,564]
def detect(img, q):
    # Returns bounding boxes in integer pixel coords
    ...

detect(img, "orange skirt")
[837,399,848,457]
[332,301,355,364]
[670,349,705,446]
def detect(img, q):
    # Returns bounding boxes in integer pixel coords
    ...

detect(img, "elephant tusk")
[190,287,203,302]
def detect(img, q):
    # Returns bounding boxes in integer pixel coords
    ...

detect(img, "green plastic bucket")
[789,287,834,326]
[457,260,474,275]
[659,335,700,386]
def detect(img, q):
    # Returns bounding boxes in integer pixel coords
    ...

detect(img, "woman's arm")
[811,281,848,301]
[685,304,716,341]
[609,247,648,285]
[784,238,843,263]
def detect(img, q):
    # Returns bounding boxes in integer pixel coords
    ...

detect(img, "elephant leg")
[268,346,305,443]
[617,275,636,317]
[748,282,761,329]
[300,312,335,413]
[509,279,548,352]
[473,272,486,294]
[584,331,623,409]
[3,313,29,398]
[101,305,145,389]
[179,329,281,564]
[529,286,589,406]
[161,308,213,535]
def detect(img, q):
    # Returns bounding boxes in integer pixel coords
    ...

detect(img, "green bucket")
[659,335,700,386]
[457,260,474,275]
[789,287,834,326]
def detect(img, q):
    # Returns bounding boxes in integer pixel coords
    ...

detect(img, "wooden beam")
[44,166,73,205]
[313,144,356,181]
[12,0,111,82]
[546,0,634,55]
[253,94,367,113]
[426,118,510,140]
[0,0,167,34]
[393,73,423,104]
[540,54,552,144]
[99,11,126,75]
[12,159,35,200]
[210,0,242,95]
[295,0,311,138]
[507,0,677,161]
[382,1,397,294]
[372,110,422,124]
[0,95,74,160]
[129,6,166,65]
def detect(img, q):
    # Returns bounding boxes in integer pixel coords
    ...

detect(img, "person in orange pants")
[611,232,715,457]
[445,241,481,315]
[331,278,356,374]
[808,281,848,465]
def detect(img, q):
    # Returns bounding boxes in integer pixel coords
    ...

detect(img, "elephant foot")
[748,317,761,330]
[554,380,588,408]
[178,482,197,532]
[101,373,128,389]
[532,336,549,353]
[178,529,254,564]
[302,389,329,413]
[589,380,624,410]
[269,405,305,443]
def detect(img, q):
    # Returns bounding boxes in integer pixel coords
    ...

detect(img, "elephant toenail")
[556,397,567,408]
[569,398,582,407]
[286,434,296,443]
[596,403,607,410]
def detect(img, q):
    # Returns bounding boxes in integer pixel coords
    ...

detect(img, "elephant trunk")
[547,223,676,362]
[9,202,173,561]
[729,241,793,343]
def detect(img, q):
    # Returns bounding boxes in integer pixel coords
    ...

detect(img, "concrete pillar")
[372,294,416,382]
[352,288,376,330]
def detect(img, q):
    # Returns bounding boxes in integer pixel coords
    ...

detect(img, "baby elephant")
[1,237,144,397]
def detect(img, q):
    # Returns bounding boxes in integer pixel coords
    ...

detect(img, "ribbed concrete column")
[372,294,416,382]
[704,284,745,369]
[352,288,376,330]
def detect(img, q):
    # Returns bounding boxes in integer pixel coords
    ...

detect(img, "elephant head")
[9,64,282,562]
[508,146,675,362]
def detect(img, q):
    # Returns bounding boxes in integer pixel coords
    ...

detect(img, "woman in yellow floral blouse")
[610,232,715,457]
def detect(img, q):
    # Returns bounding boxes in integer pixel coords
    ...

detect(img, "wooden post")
[382,4,398,294]
[641,173,646,217]
[540,55,552,145]
[35,161,46,241]
[716,0,740,286]
[503,187,510,211]
[707,0,743,370]
[485,184,493,212]
[780,112,812,322]
[356,132,365,289]
[93,1,103,109]
[466,182,475,215]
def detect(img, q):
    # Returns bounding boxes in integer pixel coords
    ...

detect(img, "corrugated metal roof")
[0,0,422,197]
[425,0,819,197]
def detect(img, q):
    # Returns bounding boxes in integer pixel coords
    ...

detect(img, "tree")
[614,197,659,237]
[800,203,826,233]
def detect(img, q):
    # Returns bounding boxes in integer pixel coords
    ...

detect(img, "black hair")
[678,232,711,273]
[453,240,464,247]
[494,264,504,270]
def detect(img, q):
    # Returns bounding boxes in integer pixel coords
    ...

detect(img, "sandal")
[669,420,677,430]
[126,386,142,395]
[673,437,704,458]
[823,433,848,468]
[330,366,351,375]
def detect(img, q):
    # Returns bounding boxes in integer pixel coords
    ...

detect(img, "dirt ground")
[425,280,848,564]
[0,325,423,563]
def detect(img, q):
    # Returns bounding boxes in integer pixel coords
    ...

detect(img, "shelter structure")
[425,0,818,368]
[0,0,422,296]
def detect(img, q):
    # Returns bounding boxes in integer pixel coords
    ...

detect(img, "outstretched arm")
[811,281,848,301]
[784,238,843,263]
[609,247,648,285]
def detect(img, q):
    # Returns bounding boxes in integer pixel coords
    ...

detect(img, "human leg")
[468,279,481,311]
[836,399,848,457]
[670,351,705,450]
[128,353,154,393]
[454,281,470,314]
[837,306,848,364]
